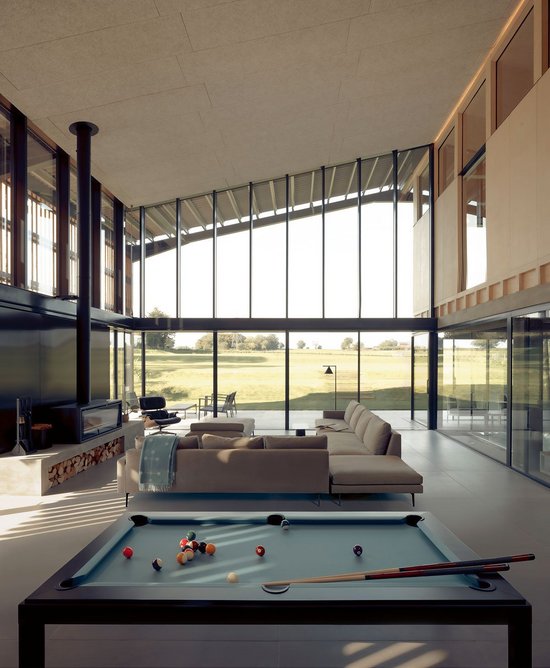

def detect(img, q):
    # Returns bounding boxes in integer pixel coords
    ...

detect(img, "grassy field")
[139,347,418,410]
[135,344,510,411]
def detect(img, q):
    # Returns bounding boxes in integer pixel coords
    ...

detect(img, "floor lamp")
[323,365,337,410]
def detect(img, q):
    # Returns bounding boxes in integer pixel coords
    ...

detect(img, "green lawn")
[139,348,417,410]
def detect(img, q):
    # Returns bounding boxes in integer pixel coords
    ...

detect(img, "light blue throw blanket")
[139,433,179,492]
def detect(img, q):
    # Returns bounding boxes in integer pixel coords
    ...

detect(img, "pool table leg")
[18,614,45,668]
[508,607,532,668]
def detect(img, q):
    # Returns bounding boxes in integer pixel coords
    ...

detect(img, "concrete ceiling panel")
[0,0,516,206]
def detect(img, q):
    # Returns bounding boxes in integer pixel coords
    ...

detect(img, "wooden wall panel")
[434,180,459,304]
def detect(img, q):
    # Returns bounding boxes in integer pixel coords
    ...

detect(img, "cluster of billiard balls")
[121,530,217,572]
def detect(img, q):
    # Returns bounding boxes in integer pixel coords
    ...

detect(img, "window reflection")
[438,128,455,195]
[463,155,486,290]
[511,314,550,485]
[496,9,534,127]
[27,133,56,296]
[439,325,507,462]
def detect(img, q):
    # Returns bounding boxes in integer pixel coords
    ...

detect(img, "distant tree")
[146,308,175,350]
[378,338,398,350]
[341,337,354,350]
[218,333,246,350]
[195,334,213,351]
[296,340,306,349]
[471,339,501,350]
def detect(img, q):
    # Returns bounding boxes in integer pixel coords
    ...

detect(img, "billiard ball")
[255,545,266,557]
[183,548,195,561]
[280,519,290,530]
[205,543,216,555]
[176,552,187,565]
[353,544,363,556]
[186,530,196,540]
[190,540,200,551]
[179,538,189,549]
[198,541,207,554]
[226,571,239,583]
[152,558,163,571]
[122,546,133,559]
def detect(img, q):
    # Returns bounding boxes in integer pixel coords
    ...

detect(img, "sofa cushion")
[362,415,391,454]
[330,455,423,486]
[135,435,199,451]
[325,432,367,455]
[348,404,366,430]
[264,435,327,450]
[344,400,361,423]
[354,410,374,440]
[189,422,246,432]
[201,434,264,450]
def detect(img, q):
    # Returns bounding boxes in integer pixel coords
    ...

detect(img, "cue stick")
[263,563,510,587]
[262,553,535,587]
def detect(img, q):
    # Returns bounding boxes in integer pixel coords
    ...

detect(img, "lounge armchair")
[139,396,181,432]
[199,391,237,418]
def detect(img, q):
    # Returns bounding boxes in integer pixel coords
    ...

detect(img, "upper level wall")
[436,67,550,322]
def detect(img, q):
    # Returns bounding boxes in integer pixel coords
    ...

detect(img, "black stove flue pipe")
[69,121,99,406]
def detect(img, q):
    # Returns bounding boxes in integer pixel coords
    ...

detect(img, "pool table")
[18,511,532,668]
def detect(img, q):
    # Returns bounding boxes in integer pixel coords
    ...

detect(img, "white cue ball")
[226,571,239,583]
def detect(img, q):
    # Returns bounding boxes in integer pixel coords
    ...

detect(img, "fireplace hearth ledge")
[0,421,144,495]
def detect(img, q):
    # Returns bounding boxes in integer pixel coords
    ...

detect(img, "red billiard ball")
[353,544,363,557]
[122,546,133,559]
[255,545,266,557]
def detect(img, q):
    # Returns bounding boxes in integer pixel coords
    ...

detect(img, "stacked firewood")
[47,437,123,488]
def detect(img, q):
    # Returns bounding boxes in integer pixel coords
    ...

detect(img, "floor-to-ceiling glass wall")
[289,332,358,429]
[511,311,550,485]
[439,322,508,462]
[412,333,429,425]
[217,331,285,430]
[360,332,412,420]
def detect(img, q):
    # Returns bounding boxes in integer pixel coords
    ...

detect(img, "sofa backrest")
[135,435,199,450]
[344,400,361,423]
[264,435,327,449]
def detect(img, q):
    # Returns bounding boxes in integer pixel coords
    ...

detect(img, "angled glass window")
[438,128,455,195]
[0,107,11,285]
[216,186,250,317]
[125,208,140,317]
[496,8,534,127]
[68,165,78,297]
[325,163,359,317]
[180,194,213,317]
[144,202,177,317]
[398,146,430,317]
[100,193,115,311]
[288,169,322,317]
[462,82,486,168]
[27,132,56,295]
[463,154,486,290]
[251,178,286,317]
[360,154,393,317]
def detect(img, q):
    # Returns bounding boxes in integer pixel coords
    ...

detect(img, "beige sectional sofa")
[315,400,423,503]
[117,404,423,505]
[117,432,329,505]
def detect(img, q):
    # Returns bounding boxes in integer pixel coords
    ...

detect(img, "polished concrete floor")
[1,421,549,668]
